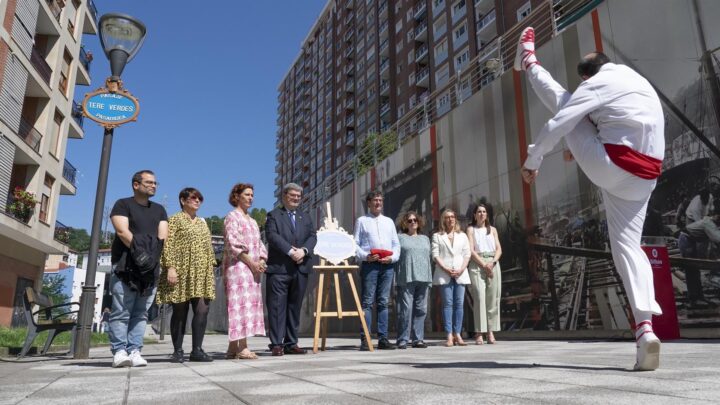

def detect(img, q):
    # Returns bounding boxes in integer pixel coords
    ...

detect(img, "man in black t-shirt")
[108,170,168,368]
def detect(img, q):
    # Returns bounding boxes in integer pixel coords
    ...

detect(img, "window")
[434,39,448,64]
[454,46,469,71]
[433,16,447,38]
[397,104,406,117]
[407,30,415,44]
[517,1,532,21]
[433,0,446,14]
[409,71,416,86]
[396,61,403,74]
[406,9,412,22]
[39,174,54,224]
[435,63,450,88]
[396,38,403,53]
[408,50,415,64]
[59,50,72,96]
[50,110,63,157]
[395,19,403,33]
[451,0,466,23]
[436,91,451,115]
[453,22,467,47]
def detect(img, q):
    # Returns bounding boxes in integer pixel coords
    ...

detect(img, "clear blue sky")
[60,0,327,230]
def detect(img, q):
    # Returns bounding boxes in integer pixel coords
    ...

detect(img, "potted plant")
[9,187,38,223]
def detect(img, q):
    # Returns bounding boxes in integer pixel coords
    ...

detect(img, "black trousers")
[170,298,210,352]
[266,271,308,348]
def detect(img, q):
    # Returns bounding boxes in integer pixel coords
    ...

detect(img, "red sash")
[603,143,662,180]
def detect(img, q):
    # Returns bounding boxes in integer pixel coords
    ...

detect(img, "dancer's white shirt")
[524,63,665,171]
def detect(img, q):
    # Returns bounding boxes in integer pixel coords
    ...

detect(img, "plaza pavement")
[1,335,719,404]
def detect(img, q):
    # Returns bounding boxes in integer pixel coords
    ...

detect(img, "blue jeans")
[440,280,465,334]
[360,262,394,340]
[108,272,156,354]
[396,282,429,344]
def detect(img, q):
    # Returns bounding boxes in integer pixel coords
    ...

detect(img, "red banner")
[642,245,680,340]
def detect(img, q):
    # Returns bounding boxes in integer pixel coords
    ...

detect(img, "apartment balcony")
[59,159,77,195]
[344,64,354,75]
[345,0,354,9]
[476,9,497,43]
[452,4,467,25]
[380,102,390,117]
[345,97,354,110]
[476,8,496,32]
[345,80,354,92]
[432,0,446,15]
[415,21,428,41]
[418,90,430,102]
[379,19,389,38]
[379,38,389,56]
[45,0,62,22]
[17,118,43,153]
[83,0,98,34]
[379,0,388,18]
[343,29,353,43]
[344,46,354,58]
[380,80,390,96]
[30,47,52,86]
[68,101,84,139]
[416,67,429,87]
[415,44,429,63]
[346,130,355,145]
[379,57,389,77]
[414,1,427,20]
[77,47,92,85]
[345,114,355,127]
[474,0,493,15]
[344,13,354,26]
[53,221,71,245]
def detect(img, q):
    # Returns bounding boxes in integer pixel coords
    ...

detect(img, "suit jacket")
[266,206,317,275]
[431,232,471,285]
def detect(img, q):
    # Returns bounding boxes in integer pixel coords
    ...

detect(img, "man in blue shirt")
[354,190,400,350]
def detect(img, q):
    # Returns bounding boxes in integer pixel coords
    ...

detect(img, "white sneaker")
[112,350,132,368]
[634,331,661,371]
[129,350,148,367]
[514,26,538,71]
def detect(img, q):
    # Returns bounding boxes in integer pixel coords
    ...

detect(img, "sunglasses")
[407,218,418,223]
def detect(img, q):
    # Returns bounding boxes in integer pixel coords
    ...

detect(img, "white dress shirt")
[685,194,714,224]
[354,213,401,263]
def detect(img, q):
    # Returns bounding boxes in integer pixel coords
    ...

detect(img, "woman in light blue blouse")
[395,211,432,349]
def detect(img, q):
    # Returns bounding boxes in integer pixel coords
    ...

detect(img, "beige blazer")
[431,232,471,285]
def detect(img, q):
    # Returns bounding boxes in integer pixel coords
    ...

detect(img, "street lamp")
[74,13,147,359]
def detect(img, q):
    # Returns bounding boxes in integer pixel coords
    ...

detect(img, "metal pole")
[74,127,114,359]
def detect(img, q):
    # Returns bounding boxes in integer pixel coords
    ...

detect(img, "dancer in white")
[515,27,664,371]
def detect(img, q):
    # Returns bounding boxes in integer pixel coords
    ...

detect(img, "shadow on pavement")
[371,361,628,372]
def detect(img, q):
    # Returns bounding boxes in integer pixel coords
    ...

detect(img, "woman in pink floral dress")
[223,183,267,359]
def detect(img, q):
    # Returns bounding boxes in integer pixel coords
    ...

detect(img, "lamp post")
[74,13,146,359]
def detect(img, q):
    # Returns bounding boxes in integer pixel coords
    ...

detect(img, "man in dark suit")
[265,183,317,356]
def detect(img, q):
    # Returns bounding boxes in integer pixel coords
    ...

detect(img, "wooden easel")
[312,203,374,353]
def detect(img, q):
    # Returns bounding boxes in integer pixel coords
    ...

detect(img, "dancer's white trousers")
[527,65,662,316]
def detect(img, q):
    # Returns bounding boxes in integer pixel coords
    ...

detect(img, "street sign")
[82,88,140,128]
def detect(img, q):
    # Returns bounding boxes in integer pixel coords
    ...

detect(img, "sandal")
[445,339,454,347]
[454,336,468,346]
[225,351,238,359]
[474,334,484,345]
[487,332,496,344]
[238,350,258,360]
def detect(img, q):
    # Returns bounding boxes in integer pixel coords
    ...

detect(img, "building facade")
[274,0,547,203]
[0,0,97,326]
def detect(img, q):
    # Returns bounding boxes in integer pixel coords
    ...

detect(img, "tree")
[42,273,69,306]
[250,208,267,231]
[206,215,225,236]
[68,228,90,252]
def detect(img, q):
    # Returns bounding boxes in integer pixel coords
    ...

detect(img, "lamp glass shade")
[99,13,147,63]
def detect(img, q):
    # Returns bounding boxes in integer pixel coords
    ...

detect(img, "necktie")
[290,211,296,229]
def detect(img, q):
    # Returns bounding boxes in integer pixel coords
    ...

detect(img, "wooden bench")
[19,287,80,358]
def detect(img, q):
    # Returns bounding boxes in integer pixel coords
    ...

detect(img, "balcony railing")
[414,1,427,19]
[78,47,92,73]
[54,220,71,244]
[379,57,389,73]
[46,0,62,22]
[63,159,77,187]
[17,118,43,153]
[88,0,99,23]
[30,47,52,85]
[380,102,390,116]
[415,21,428,40]
[415,44,429,61]
[476,8,496,32]
[71,100,84,128]
[379,38,389,54]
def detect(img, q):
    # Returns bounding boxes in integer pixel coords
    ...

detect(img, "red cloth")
[370,249,393,258]
[603,143,662,180]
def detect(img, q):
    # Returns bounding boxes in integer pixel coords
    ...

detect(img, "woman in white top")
[466,203,502,344]
[432,209,471,347]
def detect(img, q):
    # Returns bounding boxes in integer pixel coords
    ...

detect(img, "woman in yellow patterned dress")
[157,187,216,363]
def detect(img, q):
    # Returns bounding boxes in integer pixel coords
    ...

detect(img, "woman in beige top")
[466,203,502,344]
